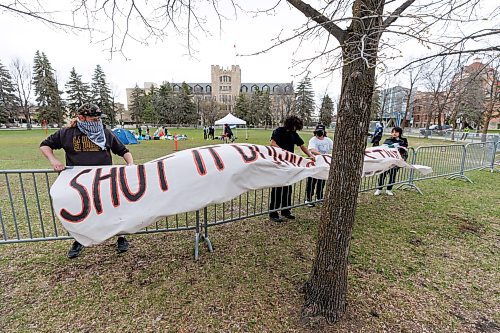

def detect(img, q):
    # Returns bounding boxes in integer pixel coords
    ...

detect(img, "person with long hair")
[269,115,315,222]
[40,103,135,258]
[374,126,409,196]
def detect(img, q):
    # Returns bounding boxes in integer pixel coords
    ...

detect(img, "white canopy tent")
[214,113,248,140]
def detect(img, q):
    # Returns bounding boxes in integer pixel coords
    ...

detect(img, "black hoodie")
[382,136,409,160]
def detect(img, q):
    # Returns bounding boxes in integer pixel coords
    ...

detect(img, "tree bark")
[302,0,383,323]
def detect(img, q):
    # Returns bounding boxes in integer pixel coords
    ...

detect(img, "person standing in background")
[203,126,209,140]
[305,124,333,207]
[371,121,384,147]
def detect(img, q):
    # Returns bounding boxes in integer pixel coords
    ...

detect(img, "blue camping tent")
[113,129,139,145]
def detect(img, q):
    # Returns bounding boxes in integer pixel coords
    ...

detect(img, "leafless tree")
[2,0,499,325]
[199,98,221,125]
[400,64,423,128]
[482,55,500,134]
[421,56,468,133]
[10,58,33,129]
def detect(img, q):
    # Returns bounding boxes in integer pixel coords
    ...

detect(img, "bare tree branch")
[285,0,346,43]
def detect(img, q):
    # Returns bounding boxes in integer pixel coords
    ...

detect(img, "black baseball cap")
[78,103,102,117]
[315,124,326,131]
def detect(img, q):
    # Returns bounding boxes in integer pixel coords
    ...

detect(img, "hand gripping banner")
[50,144,431,246]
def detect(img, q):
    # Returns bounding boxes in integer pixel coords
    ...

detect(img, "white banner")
[50,144,431,246]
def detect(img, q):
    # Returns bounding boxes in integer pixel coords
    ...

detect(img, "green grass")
[0,128,498,332]
[0,127,455,169]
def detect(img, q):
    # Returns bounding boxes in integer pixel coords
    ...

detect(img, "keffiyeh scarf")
[77,119,107,150]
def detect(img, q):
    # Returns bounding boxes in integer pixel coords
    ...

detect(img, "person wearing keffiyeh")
[40,103,135,259]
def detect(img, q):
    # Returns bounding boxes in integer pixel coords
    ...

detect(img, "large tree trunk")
[302,0,382,323]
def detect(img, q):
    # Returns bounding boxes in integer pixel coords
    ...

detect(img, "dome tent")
[112,128,139,145]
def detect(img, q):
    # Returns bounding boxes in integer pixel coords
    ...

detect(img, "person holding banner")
[305,124,333,207]
[374,126,409,196]
[269,115,315,222]
[39,103,135,259]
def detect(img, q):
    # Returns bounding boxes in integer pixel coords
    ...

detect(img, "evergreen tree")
[178,82,197,124]
[65,67,89,116]
[295,75,315,125]
[234,93,250,123]
[91,65,114,126]
[129,84,146,123]
[142,97,157,125]
[156,82,174,124]
[260,91,272,128]
[32,51,64,126]
[248,87,264,126]
[0,60,18,123]
[142,85,159,125]
[319,94,334,126]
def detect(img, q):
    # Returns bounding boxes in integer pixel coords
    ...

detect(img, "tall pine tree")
[260,91,272,128]
[179,82,197,124]
[129,84,146,123]
[143,86,159,125]
[319,94,334,126]
[91,65,114,126]
[0,60,18,124]
[295,75,315,125]
[234,93,250,123]
[65,67,89,116]
[32,51,64,126]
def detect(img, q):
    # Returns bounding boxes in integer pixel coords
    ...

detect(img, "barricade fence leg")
[194,210,200,260]
[202,207,213,253]
[448,145,472,183]
[398,148,423,194]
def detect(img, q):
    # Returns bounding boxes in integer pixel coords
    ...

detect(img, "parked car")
[419,124,453,136]
[428,124,452,131]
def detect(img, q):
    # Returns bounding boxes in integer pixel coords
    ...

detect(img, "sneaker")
[386,190,394,196]
[374,189,382,196]
[282,213,296,220]
[117,236,129,253]
[67,241,84,259]
[270,215,284,223]
[305,200,315,208]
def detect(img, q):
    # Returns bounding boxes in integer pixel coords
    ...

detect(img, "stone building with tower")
[125,65,294,123]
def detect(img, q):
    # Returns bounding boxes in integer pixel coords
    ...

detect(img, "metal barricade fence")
[464,142,496,172]
[411,144,466,181]
[0,142,497,258]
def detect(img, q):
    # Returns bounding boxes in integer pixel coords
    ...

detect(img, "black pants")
[269,185,292,217]
[377,167,399,190]
[306,178,326,201]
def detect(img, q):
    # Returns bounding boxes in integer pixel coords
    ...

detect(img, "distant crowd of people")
[203,124,234,143]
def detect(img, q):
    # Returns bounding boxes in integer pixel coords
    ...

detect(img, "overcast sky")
[0,1,497,107]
